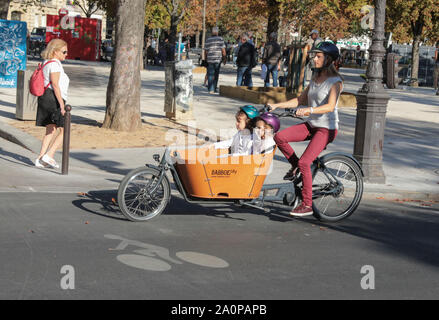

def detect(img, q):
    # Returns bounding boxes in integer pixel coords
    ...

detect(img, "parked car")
[30,27,46,42]
[28,27,46,58]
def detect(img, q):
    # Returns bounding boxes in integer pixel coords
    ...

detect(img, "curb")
[1,120,438,201]
[0,121,41,154]
[362,187,439,202]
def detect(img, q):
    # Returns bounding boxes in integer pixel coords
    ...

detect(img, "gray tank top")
[306,76,342,130]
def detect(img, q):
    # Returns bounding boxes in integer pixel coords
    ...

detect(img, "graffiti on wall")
[0,19,27,88]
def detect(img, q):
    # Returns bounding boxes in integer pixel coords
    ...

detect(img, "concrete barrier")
[16,70,38,120]
[338,92,357,108]
[164,60,194,120]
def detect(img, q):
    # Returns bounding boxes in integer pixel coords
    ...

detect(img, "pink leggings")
[274,122,337,207]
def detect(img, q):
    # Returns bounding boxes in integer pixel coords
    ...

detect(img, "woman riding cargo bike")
[269,41,359,217]
[117,42,364,222]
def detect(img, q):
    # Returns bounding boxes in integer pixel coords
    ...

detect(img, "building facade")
[7,0,107,38]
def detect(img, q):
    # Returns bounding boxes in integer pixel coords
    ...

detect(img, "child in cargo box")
[213,105,260,156]
[252,112,280,155]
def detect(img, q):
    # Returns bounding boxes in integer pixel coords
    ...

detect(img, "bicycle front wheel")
[118,167,171,222]
[312,155,363,222]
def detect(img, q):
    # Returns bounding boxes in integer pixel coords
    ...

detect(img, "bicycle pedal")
[283,173,301,182]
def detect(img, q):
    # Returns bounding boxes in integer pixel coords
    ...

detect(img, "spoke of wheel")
[317,194,332,214]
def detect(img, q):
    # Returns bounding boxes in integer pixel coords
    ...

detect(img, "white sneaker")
[35,158,46,168]
[42,154,60,169]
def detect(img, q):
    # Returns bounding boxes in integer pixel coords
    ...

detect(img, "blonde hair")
[41,39,68,60]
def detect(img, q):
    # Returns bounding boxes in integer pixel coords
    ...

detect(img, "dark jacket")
[237,42,256,67]
[263,41,281,66]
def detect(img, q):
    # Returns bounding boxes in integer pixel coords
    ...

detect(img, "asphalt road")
[0,191,438,300]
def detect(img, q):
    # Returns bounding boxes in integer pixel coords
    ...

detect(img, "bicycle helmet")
[310,41,340,60]
[309,41,340,74]
[240,105,260,119]
[259,112,280,133]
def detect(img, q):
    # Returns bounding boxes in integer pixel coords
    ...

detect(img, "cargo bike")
[117,108,364,223]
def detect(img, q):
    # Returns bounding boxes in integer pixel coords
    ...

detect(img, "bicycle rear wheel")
[118,167,170,222]
[312,155,363,222]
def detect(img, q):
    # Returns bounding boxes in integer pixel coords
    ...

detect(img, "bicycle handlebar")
[259,105,303,120]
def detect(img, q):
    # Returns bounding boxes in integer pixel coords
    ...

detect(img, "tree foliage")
[386,0,439,86]
[386,0,439,45]
[72,0,101,18]
[143,0,378,43]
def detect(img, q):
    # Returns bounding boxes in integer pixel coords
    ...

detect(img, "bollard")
[62,105,72,175]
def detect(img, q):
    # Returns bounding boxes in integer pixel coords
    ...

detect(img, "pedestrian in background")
[232,40,240,66]
[236,33,256,87]
[262,32,281,87]
[355,45,362,67]
[35,39,70,169]
[204,27,226,94]
[163,38,174,62]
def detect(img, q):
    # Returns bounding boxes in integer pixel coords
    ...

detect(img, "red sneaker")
[290,203,313,217]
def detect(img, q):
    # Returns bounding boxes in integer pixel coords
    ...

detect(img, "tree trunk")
[411,35,421,87]
[0,0,11,20]
[266,0,280,41]
[410,19,423,88]
[202,0,206,49]
[169,16,178,48]
[103,0,145,131]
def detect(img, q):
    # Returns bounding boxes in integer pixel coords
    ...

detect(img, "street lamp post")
[353,0,390,184]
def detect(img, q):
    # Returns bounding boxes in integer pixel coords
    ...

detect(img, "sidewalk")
[0,59,438,201]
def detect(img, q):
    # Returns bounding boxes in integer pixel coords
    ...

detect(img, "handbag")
[29,60,56,96]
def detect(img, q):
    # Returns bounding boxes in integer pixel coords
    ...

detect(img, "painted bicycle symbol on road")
[105,234,229,272]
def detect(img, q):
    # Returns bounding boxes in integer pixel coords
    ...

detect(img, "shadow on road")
[71,188,439,270]
[71,190,125,221]
[310,200,439,268]
[0,147,34,166]
[69,152,130,176]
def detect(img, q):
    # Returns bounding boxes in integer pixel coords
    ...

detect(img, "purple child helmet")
[259,112,280,133]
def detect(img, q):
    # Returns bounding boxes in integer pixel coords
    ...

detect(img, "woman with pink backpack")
[34,39,70,169]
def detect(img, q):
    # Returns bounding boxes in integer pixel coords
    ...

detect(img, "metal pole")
[353,0,390,183]
[62,105,72,175]
[177,32,182,61]
[156,28,161,54]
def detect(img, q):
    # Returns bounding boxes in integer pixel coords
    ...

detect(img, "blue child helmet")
[240,105,260,119]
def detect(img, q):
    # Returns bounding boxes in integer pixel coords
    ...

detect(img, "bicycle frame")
[144,148,289,209]
[144,148,363,213]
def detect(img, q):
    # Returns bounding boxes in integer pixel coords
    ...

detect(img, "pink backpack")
[29,60,55,96]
